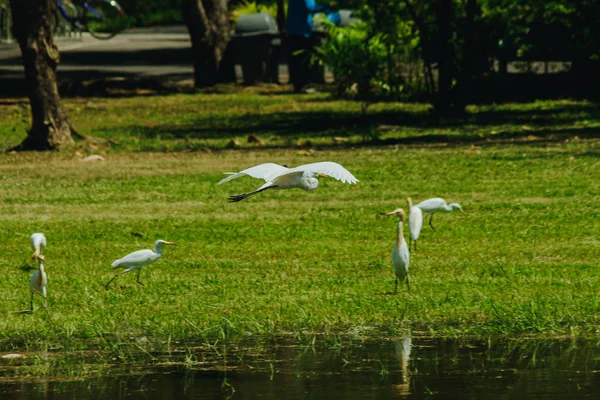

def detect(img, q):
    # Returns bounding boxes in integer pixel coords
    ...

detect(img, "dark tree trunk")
[10,0,74,150]
[435,0,455,115]
[458,0,477,108]
[276,0,285,32]
[404,0,436,97]
[182,0,231,88]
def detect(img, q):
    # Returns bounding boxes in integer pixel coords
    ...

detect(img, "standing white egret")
[30,232,46,261]
[104,240,176,289]
[385,208,410,293]
[29,261,48,311]
[218,161,358,202]
[406,198,423,252]
[415,197,465,230]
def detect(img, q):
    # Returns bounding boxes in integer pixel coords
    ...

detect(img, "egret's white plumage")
[104,240,176,289]
[385,208,410,293]
[407,198,423,252]
[30,232,47,261]
[218,162,358,202]
[29,262,48,311]
[415,197,465,230]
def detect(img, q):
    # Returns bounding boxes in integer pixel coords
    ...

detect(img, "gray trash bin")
[234,12,281,85]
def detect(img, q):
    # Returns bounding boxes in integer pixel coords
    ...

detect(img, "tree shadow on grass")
[110,101,600,149]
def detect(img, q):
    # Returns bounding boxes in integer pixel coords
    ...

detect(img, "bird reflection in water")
[392,336,412,397]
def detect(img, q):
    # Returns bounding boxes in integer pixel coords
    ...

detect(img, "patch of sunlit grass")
[0,92,599,378]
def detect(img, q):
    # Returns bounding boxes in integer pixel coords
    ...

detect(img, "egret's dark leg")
[30,293,34,311]
[104,275,118,290]
[229,186,277,203]
[394,278,398,294]
[414,240,417,252]
[406,276,410,293]
[429,214,435,230]
[136,268,144,286]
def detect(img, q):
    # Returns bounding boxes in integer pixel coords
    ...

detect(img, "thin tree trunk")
[182,0,231,88]
[458,0,476,108]
[10,0,74,150]
[276,0,285,32]
[404,0,436,98]
[435,0,454,115]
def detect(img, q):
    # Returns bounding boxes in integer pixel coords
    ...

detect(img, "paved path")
[0,26,196,97]
[0,26,293,97]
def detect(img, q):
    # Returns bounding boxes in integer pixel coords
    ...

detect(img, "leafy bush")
[231,0,279,21]
[117,0,181,27]
[314,20,387,100]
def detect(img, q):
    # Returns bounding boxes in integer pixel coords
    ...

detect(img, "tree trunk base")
[10,127,118,152]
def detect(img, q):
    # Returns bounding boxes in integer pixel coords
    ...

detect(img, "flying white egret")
[407,198,423,252]
[217,162,358,202]
[385,208,410,293]
[29,261,48,311]
[104,240,176,289]
[415,197,465,230]
[30,232,46,261]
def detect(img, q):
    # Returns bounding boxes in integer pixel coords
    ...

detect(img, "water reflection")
[392,337,412,397]
[1,337,600,399]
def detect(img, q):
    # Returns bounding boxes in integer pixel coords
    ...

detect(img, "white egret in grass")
[415,197,465,230]
[406,198,423,252]
[30,232,46,262]
[385,208,410,293]
[104,240,176,289]
[29,261,48,311]
[218,162,358,202]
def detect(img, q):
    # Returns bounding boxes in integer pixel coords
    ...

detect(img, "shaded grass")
[0,87,598,152]
[0,91,599,367]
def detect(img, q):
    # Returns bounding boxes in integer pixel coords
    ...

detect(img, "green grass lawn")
[0,89,599,366]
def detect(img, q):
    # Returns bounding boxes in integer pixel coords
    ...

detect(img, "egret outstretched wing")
[289,162,359,184]
[218,163,290,185]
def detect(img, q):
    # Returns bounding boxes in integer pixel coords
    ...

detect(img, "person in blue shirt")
[286,0,336,92]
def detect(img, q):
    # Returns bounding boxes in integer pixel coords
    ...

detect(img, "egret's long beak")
[460,210,466,216]
[164,241,177,246]
[316,173,328,178]
[384,209,406,221]
[31,252,45,261]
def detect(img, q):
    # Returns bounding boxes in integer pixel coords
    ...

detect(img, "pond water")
[1,337,599,399]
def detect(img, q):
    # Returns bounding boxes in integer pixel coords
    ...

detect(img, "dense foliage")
[317,0,600,108]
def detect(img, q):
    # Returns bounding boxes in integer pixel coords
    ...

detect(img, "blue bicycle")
[54,0,126,40]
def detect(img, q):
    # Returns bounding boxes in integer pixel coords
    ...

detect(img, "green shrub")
[314,20,387,100]
[231,0,280,21]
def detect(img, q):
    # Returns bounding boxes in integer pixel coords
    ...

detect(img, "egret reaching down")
[30,232,46,262]
[385,208,410,293]
[104,240,176,289]
[415,197,465,230]
[218,162,358,202]
[29,261,48,311]
[407,198,423,252]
